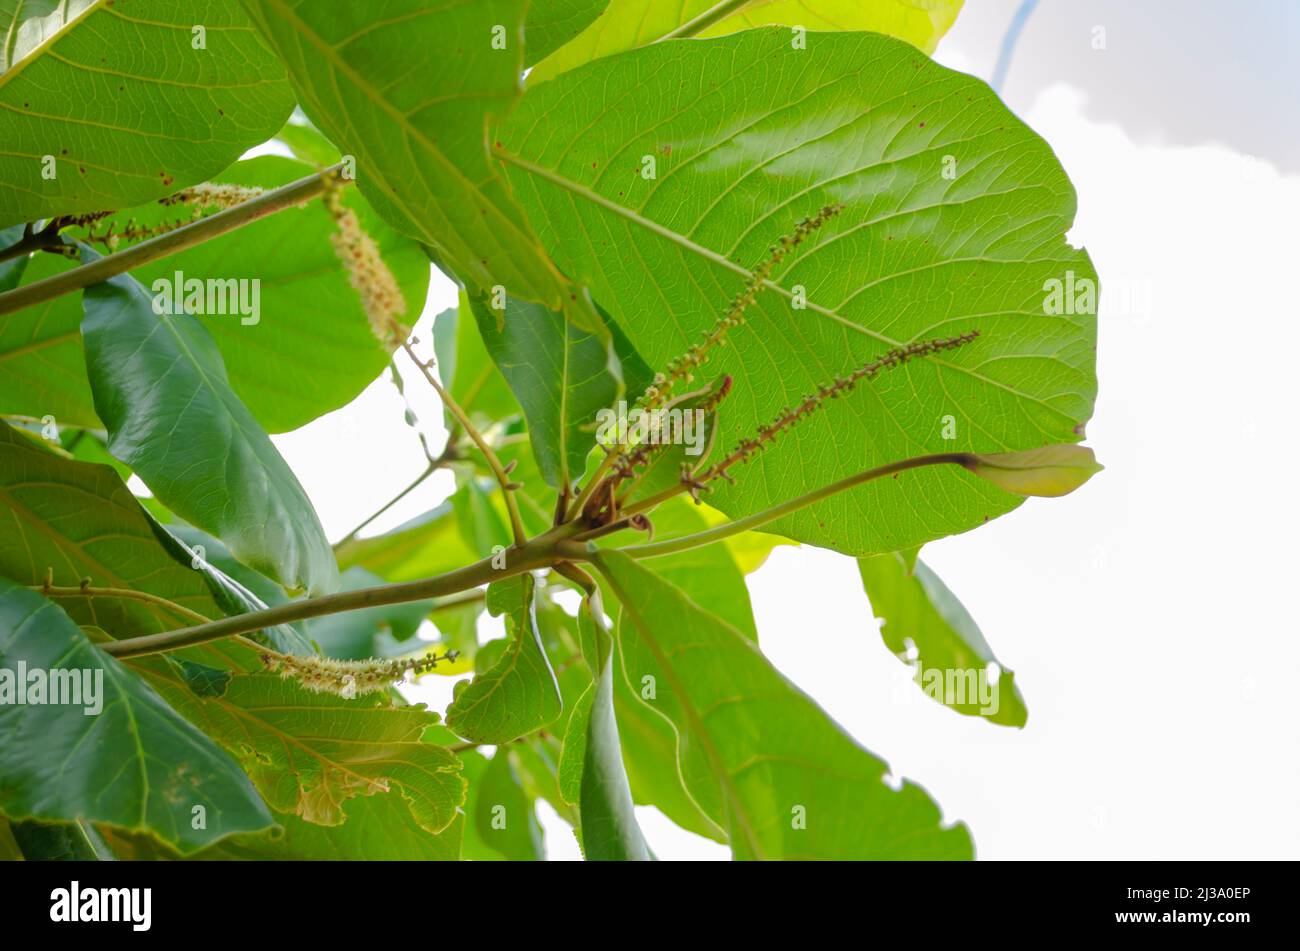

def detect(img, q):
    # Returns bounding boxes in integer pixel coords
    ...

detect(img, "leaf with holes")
[858,550,1027,727]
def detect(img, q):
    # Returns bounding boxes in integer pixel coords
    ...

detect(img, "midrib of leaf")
[598,559,765,857]
[258,0,542,261]
[0,0,102,88]
[495,147,1074,425]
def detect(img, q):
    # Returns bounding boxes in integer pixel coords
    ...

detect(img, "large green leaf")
[598,496,757,842]
[80,258,337,595]
[446,574,563,744]
[858,551,1027,727]
[529,0,964,82]
[500,30,1097,556]
[524,0,611,66]
[0,253,99,427]
[470,292,618,488]
[0,0,294,228]
[241,0,582,322]
[141,669,465,835]
[0,579,274,853]
[594,549,972,859]
[75,155,430,433]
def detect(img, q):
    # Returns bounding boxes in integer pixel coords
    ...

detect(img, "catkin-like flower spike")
[697,331,980,488]
[637,203,844,413]
[323,186,409,345]
[159,182,264,215]
[260,648,459,699]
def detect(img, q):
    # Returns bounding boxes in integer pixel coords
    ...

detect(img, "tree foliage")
[0,0,1100,861]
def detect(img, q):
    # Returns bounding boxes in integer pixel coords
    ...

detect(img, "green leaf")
[241,0,585,323]
[961,445,1103,498]
[0,253,99,427]
[529,0,964,82]
[75,155,430,433]
[594,549,972,859]
[596,496,757,842]
[556,600,650,860]
[500,29,1097,556]
[446,574,562,744]
[80,255,337,595]
[474,749,545,860]
[525,0,611,65]
[0,0,294,228]
[10,818,115,860]
[858,551,1027,727]
[470,291,619,488]
[0,421,241,639]
[0,580,274,852]
[336,502,478,583]
[140,670,465,834]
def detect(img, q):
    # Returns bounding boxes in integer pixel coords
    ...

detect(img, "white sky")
[267,4,1300,860]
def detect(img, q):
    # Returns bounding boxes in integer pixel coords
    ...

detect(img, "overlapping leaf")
[446,574,562,744]
[528,0,965,82]
[500,29,1098,557]
[0,0,294,227]
[596,549,972,859]
[80,257,337,594]
[470,292,619,488]
[75,155,430,432]
[0,580,274,853]
[241,0,583,322]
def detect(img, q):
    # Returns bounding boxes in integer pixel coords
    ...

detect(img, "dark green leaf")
[80,255,337,595]
[241,0,589,325]
[525,0,611,66]
[0,580,274,853]
[470,291,618,488]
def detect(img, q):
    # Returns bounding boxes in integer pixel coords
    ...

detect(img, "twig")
[400,340,527,547]
[0,164,347,317]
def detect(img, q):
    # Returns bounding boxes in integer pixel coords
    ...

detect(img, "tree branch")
[401,341,528,547]
[0,164,346,317]
[99,523,583,659]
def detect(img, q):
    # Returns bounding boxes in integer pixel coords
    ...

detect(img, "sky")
[265,1,1300,860]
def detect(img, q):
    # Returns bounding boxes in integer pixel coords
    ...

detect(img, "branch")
[0,164,346,317]
[32,582,211,626]
[99,524,582,659]
[616,452,974,559]
[401,341,528,547]
[661,0,754,40]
